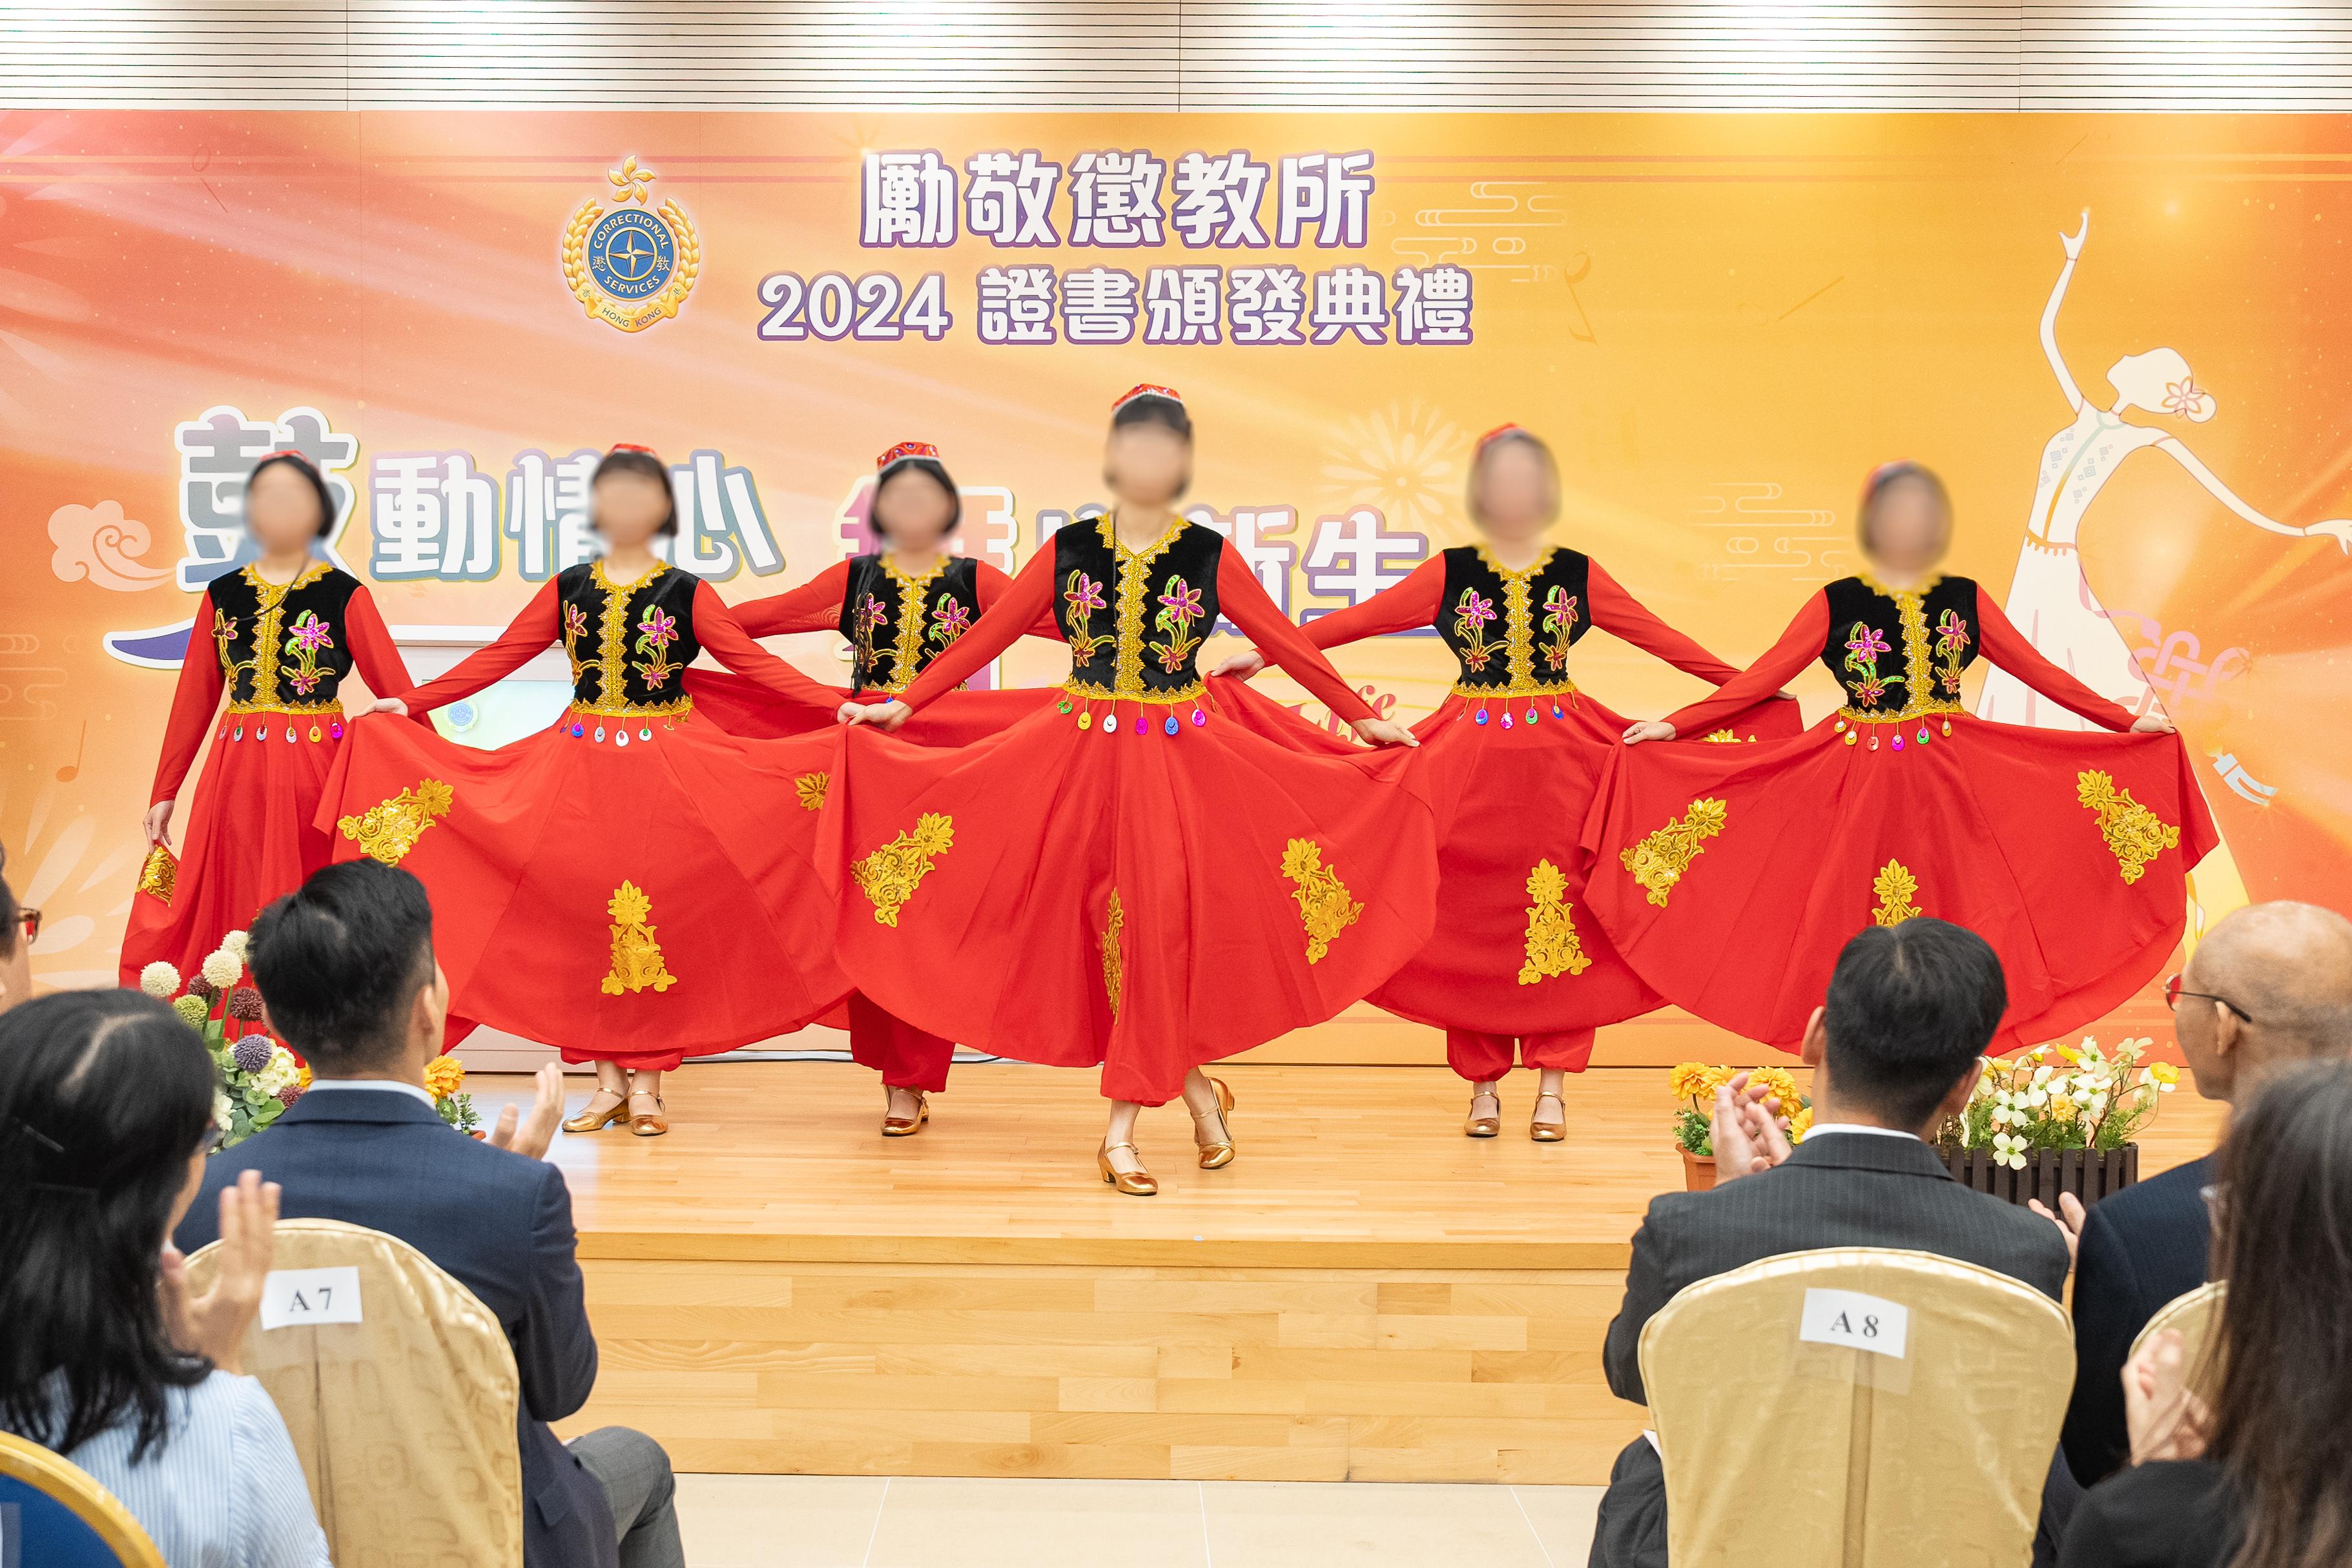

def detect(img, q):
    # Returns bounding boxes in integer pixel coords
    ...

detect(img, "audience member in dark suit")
[2057,900,2352,1487]
[2062,1062,2352,1568]
[1589,918,2077,1568]
[174,860,685,1568]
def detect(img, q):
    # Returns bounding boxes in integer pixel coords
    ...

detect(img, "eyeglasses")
[2164,973,2251,1023]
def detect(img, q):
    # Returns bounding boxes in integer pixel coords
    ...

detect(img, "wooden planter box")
[1939,1143,2138,1208]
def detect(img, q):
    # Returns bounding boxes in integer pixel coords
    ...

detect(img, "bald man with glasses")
[2059,900,2352,1485]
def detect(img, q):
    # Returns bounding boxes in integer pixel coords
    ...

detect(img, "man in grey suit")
[1589,918,2075,1568]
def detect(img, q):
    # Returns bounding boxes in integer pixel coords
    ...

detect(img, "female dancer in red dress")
[332,445,849,1137]
[1211,426,1798,1139]
[122,451,423,985]
[832,387,1431,1194]
[686,442,1058,1135]
[1588,462,2216,1052]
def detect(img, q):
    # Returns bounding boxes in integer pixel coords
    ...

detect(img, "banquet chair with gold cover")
[0,1432,165,1568]
[1638,1246,2074,1568]
[2129,1279,2225,1367]
[185,1217,523,1568]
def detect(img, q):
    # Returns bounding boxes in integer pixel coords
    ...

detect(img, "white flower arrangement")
[219,930,249,960]
[138,960,181,999]
[200,947,244,989]
[1943,1036,2178,1170]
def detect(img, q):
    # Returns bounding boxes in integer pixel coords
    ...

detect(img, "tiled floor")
[677,1474,1602,1567]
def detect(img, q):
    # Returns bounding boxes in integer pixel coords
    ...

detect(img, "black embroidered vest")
[840,553,984,694]
[207,564,362,712]
[1819,574,1978,722]
[1053,518,1225,700]
[555,560,701,714]
[1437,545,1589,697]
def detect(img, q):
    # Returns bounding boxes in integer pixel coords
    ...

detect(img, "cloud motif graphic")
[48,500,170,591]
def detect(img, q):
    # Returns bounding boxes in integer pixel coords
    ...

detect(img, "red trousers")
[1444,1027,1596,1083]
[846,992,954,1093]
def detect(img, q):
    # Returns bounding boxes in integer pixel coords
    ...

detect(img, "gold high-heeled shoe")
[628,1091,668,1138]
[1190,1077,1237,1170]
[562,1090,628,1134]
[1530,1089,1566,1143]
[1464,1086,1502,1139]
[1097,1140,1157,1196]
[882,1089,930,1137]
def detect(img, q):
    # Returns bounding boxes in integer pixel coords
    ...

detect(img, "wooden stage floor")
[511,1062,2223,1483]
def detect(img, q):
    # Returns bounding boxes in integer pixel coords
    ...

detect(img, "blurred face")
[593,469,670,551]
[1471,441,1558,541]
[245,463,324,555]
[1104,422,1190,508]
[874,468,957,553]
[1862,477,1949,576]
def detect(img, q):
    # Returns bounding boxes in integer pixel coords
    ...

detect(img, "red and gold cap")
[1473,422,1525,453]
[876,440,940,469]
[1112,383,1182,410]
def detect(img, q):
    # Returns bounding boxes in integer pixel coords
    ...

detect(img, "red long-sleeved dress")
[316,560,851,1068]
[1220,545,1801,1080]
[683,552,1062,1093]
[121,564,424,985]
[813,516,1443,1105]
[1580,572,2218,1052]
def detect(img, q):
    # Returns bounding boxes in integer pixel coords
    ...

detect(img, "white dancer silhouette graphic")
[1979,209,2352,729]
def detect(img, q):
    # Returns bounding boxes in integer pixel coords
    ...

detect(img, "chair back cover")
[2129,1279,2226,1388]
[0,1430,166,1568]
[1640,1246,2072,1567]
[185,1217,524,1567]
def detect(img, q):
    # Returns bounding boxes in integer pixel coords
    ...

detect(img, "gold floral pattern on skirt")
[336,778,455,867]
[1099,888,1125,1016]
[1620,797,1729,908]
[1281,838,1362,965]
[601,880,677,995]
[854,813,955,927]
[137,844,179,905]
[793,771,830,811]
[1516,858,1591,985]
[1872,858,1923,925]
[2078,770,2181,885]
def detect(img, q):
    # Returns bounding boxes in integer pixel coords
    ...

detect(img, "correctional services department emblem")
[562,154,701,333]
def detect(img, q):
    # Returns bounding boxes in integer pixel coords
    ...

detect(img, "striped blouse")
[10,1370,330,1568]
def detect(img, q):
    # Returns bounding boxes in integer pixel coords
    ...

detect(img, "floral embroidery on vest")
[928,595,973,646]
[1537,586,1579,674]
[1452,588,1500,673]
[1843,623,1892,710]
[282,610,336,696]
[1062,571,1109,663]
[1150,577,1205,673]
[633,605,681,691]
[561,603,592,684]
[1934,608,1971,697]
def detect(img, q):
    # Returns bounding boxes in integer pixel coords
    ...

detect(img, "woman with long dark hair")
[685,442,1059,1134]
[830,386,1435,1193]
[0,989,320,1565]
[122,450,426,985]
[2061,1060,2352,1568]
[1583,462,2214,1053]
[1211,425,1797,1139]
[335,444,852,1138]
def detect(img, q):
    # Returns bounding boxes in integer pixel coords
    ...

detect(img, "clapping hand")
[159,1170,280,1374]
[486,1062,566,1161]
[2028,1190,2088,1268]
[2124,1328,2211,1464]
[1709,1071,1793,1185]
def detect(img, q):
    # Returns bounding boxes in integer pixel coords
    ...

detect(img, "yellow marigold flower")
[1697,1066,1735,1103]
[296,1063,312,1093]
[1751,1067,1800,1107]
[1788,1106,1813,1144]
[1667,1063,1711,1102]
[422,1054,466,1100]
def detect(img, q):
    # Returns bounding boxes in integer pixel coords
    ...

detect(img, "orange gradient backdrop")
[2,110,2347,998]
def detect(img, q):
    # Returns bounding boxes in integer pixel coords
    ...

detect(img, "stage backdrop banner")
[2,110,2347,991]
